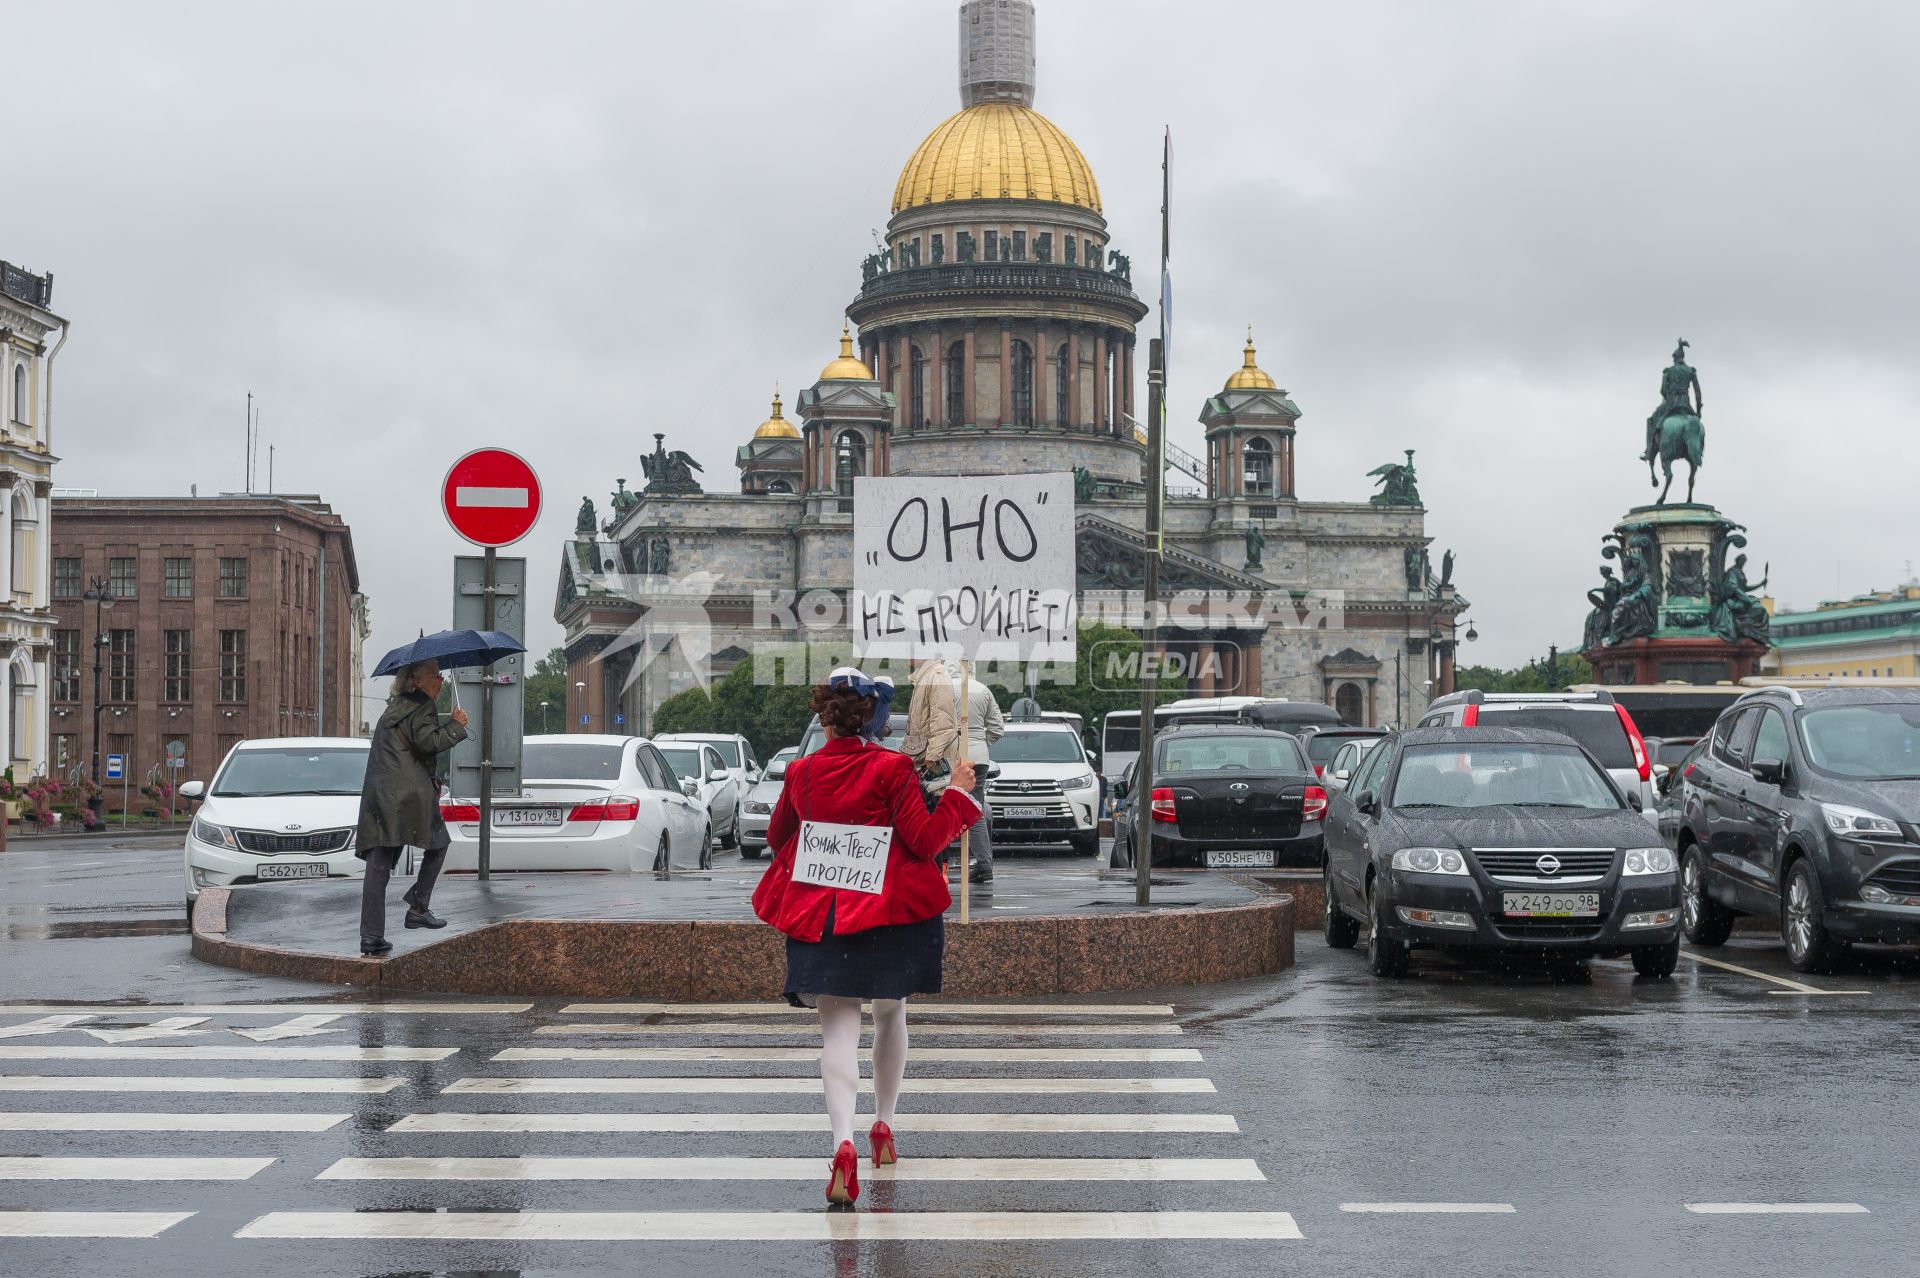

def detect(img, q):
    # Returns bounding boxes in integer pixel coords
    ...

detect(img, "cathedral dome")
[892,102,1101,214]
[1224,331,1278,391]
[753,391,799,439]
[818,327,875,381]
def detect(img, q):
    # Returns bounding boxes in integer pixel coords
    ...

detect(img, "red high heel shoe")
[869,1120,898,1167]
[826,1140,860,1206]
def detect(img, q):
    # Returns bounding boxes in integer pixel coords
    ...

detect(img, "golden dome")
[1224,329,1278,391]
[892,102,1101,214]
[753,391,799,440]
[818,325,874,381]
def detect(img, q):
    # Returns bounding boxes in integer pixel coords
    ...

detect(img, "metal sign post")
[478,547,496,879]
[956,659,971,925]
[1137,338,1166,907]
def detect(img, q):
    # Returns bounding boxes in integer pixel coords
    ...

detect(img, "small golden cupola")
[818,324,875,382]
[1224,327,1278,392]
[753,389,800,439]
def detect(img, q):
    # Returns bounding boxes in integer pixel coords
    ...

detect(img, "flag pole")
[956,659,971,925]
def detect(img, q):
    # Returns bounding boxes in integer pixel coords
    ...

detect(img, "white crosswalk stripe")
[0,1014,97,1039]
[232,1014,347,1042]
[236,1210,1304,1241]
[533,1021,1184,1037]
[83,1016,211,1044]
[0,1111,349,1132]
[0,1044,456,1062]
[0,1156,275,1180]
[319,1155,1266,1182]
[496,1046,1202,1063]
[385,1111,1239,1134]
[0,1211,196,1238]
[562,1002,1177,1016]
[0,1074,407,1093]
[444,1075,1217,1095]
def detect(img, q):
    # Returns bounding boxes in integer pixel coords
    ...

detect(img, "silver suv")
[1418,689,1658,824]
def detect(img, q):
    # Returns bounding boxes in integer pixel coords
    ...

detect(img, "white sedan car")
[181,737,371,920]
[739,746,798,859]
[442,735,712,872]
[653,739,743,851]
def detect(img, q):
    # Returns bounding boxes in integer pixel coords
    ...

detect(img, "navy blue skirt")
[784,904,945,1007]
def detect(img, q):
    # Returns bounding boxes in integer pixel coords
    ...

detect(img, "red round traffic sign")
[441,447,543,548]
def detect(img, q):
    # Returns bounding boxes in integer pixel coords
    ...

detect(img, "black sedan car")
[1323,725,1682,978]
[1109,725,1324,869]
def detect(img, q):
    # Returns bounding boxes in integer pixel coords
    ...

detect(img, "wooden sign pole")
[956,658,971,925]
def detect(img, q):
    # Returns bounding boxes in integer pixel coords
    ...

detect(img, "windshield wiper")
[1503,802,1592,809]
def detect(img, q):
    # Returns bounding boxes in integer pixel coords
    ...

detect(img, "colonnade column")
[962,325,977,426]
[1068,327,1082,429]
[1093,331,1108,433]
[998,322,1011,428]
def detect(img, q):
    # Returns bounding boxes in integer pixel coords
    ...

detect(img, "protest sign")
[791,820,893,895]
[853,472,1077,663]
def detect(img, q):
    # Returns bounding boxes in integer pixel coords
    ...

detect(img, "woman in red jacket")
[753,667,980,1208]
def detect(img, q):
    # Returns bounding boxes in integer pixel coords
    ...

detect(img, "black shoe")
[404,908,447,930]
[360,937,392,957]
[969,868,994,885]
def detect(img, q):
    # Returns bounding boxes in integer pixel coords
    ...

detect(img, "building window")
[909,344,927,428]
[53,557,79,598]
[767,479,793,495]
[108,556,137,598]
[1336,682,1365,726]
[281,557,289,604]
[834,431,867,497]
[53,631,79,701]
[1010,338,1034,427]
[1244,437,1274,497]
[984,230,998,260]
[163,557,193,599]
[219,630,247,703]
[1012,230,1026,261]
[931,233,944,264]
[10,364,23,423]
[164,630,192,702]
[108,630,136,701]
[946,341,966,425]
[1065,235,1077,265]
[10,665,32,761]
[218,556,248,598]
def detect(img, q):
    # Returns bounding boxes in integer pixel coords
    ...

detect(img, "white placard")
[853,472,1077,663]
[791,820,894,895]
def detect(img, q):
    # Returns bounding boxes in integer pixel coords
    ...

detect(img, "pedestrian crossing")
[0,1001,1886,1248]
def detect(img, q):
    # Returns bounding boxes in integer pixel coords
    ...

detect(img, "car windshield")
[1653,738,1699,767]
[1306,733,1375,763]
[707,740,743,767]
[212,747,368,797]
[657,747,702,779]
[991,731,1085,763]
[1478,706,1635,769]
[1391,743,1621,810]
[1161,734,1305,774]
[522,743,625,781]
[1799,703,1920,779]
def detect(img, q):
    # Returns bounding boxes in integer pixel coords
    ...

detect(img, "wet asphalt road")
[2,831,1918,1276]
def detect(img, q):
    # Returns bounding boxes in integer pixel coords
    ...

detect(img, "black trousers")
[359,845,446,942]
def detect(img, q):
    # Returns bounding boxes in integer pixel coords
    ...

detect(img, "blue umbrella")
[372,629,526,677]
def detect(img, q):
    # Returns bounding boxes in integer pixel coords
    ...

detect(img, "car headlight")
[745,801,772,815]
[1391,847,1467,875]
[192,816,239,851]
[1058,773,1096,791]
[1623,847,1677,875]
[1821,803,1905,842]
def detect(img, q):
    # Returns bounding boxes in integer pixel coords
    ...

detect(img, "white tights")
[817,995,908,1151]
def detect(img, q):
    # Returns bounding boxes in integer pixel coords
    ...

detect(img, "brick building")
[49,494,367,805]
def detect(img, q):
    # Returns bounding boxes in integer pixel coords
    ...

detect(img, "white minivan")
[181,737,370,920]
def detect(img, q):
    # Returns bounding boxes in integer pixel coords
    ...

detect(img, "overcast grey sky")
[7,0,1916,684]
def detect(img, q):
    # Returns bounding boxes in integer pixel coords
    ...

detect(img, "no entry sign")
[442,448,542,547]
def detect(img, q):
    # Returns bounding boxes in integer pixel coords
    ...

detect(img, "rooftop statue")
[1645,339,1705,504]
[575,496,597,535]
[1368,450,1422,507]
[641,433,705,495]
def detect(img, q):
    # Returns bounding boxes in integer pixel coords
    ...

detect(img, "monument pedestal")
[1581,502,1769,685]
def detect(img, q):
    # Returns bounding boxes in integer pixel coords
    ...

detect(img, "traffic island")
[190,865,1295,999]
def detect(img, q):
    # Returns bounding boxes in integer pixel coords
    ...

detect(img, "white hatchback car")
[442,735,713,873]
[180,737,370,920]
[652,737,745,851]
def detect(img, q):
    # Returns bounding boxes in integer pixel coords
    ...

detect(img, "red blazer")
[752,736,982,941]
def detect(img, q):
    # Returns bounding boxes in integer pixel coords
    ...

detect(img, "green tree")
[1454,649,1595,695]
[520,646,570,734]
[651,657,818,763]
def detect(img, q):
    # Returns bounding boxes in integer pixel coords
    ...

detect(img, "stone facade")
[0,260,67,780]
[50,495,366,807]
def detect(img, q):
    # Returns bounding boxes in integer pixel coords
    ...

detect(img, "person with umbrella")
[355,657,467,954]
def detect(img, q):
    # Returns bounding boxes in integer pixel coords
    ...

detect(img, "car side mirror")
[680,778,700,798]
[1354,792,1377,816]
[1751,757,1787,785]
[1627,792,1645,812]
[178,780,205,800]
[708,769,729,782]
[1112,780,1129,801]
[1332,769,1351,784]
[767,764,787,780]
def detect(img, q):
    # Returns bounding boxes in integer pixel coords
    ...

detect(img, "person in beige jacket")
[903,657,1001,883]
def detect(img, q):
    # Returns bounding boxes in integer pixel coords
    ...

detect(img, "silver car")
[739,746,797,860]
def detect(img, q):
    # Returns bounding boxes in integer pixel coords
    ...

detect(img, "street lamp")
[539,699,551,734]
[574,680,586,731]
[82,576,115,783]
